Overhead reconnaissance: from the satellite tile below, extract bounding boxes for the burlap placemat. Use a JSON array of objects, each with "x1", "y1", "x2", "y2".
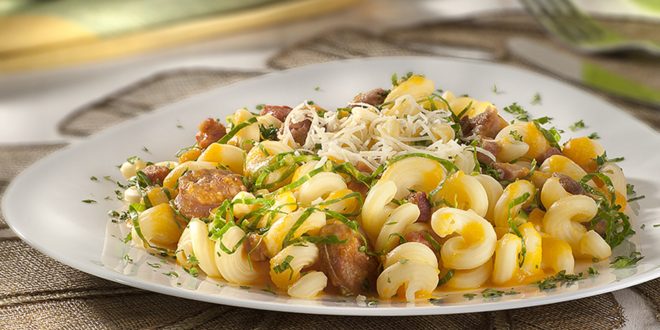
[{"x1": 2, "y1": 12, "x2": 659, "y2": 329}]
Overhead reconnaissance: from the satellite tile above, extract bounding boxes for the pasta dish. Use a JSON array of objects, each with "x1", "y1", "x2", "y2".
[{"x1": 110, "y1": 73, "x2": 639, "y2": 302}]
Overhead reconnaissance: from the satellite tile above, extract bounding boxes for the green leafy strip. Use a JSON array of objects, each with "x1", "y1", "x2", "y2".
[
  {"x1": 506, "y1": 192, "x2": 531, "y2": 267},
  {"x1": 580, "y1": 173, "x2": 634, "y2": 248},
  {"x1": 537, "y1": 270, "x2": 584, "y2": 290},
  {"x1": 218, "y1": 117, "x2": 258, "y2": 144}
]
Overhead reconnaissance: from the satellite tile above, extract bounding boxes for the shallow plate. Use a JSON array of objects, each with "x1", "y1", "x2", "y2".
[{"x1": 4, "y1": 57, "x2": 660, "y2": 316}]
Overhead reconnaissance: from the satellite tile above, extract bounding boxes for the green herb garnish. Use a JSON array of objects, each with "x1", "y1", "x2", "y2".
[
  {"x1": 537, "y1": 270, "x2": 584, "y2": 290},
  {"x1": 82, "y1": 199, "x2": 97, "y2": 204},
  {"x1": 610, "y1": 252, "x2": 643, "y2": 269},
  {"x1": 569, "y1": 120, "x2": 586, "y2": 131},
  {"x1": 503, "y1": 102, "x2": 529, "y2": 121},
  {"x1": 463, "y1": 293, "x2": 477, "y2": 300}
]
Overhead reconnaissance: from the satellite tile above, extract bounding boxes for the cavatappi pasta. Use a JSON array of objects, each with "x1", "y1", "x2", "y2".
[{"x1": 111, "y1": 73, "x2": 640, "y2": 303}]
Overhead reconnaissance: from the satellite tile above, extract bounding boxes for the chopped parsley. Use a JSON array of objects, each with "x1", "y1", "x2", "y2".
[
  {"x1": 146, "y1": 262, "x2": 161, "y2": 269},
  {"x1": 273, "y1": 255, "x2": 294, "y2": 275},
  {"x1": 437, "y1": 270, "x2": 454, "y2": 286},
  {"x1": 122, "y1": 232, "x2": 132, "y2": 243},
  {"x1": 610, "y1": 252, "x2": 643, "y2": 269},
  {"x1": 509, "y1": 130, "x2": 523, "y2": 142},
  {"x1": 301, "y1": 235, "x2": 347, "y2": 245},
  {"x1": 594, "y1": 152, "x2": 625, "y2": 167},
  {"x1": 506, "y1": 192, "x2": 531, "y2": 265},
  {"x1": 314, "y1": 86, "x2": 321, "y2": 91},
  {"x1": 82, "y1": 199, "x2": 97, "y2": 204},
  {"x1": 503, "y1": 102, "x2": 529, "y2": 121},
  {"x1": 391, "y1": 72, "x2": 413, "y2": 87},
  {"x1": 533, "y1": 118, "x2": 562, "y2": 149},
  {"x1": 259, "y1": 124, "x2": 279, "y2": 141},
  {"x1": 142, "y1": 146, "x2": 150, "y2": 153},
  {"x1": 588, "y1": 132, "x2": 600, "y2": 140},
  {"x1": 492, "y1": 84, "x2": 504, "y2": 94},
  {"x1": 123, "y1": 254, "x2": 133, "y2": 263},
  {"x1": 569, "y1": 120, "x2": 586, "y2": 131},
  {"x1": 463, "y1": 293, "x2": 477, "y2": 300},
  {"x1": 537, "y1": 270, "x2": 584, "y2": 290},
  {"x1": 531, "y1": 92, "x2": 542, "y2": 105},
  {"x1": 429, "y1": 298, "x2": 444, "y2": 305},
  {"x1": 481, "y1": 288, "x2": 507, "y2": 298},
  {"x1": 163, "y1": 271, "x2": 179, "y2": 278},
  {"x1": 588, "y1": 267, "x2": 599, "y2": 276},
  {"x1": 90, "y1": 176, "x2": 99, "y2": 182}
]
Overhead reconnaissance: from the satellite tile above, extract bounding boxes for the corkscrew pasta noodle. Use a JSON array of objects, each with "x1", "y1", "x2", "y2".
[{"x1": 111, "y1": 73, "x2": 638, "y2": 302}]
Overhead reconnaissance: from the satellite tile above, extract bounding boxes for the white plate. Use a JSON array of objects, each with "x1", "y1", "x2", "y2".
[{"x1": 3, "y1": 57, "x2": 660, "y2": 316}]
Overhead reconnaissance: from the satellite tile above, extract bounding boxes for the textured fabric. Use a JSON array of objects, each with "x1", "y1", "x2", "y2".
[{"x1": 1, "y1": 12, "x2": 659, "y2": 329}]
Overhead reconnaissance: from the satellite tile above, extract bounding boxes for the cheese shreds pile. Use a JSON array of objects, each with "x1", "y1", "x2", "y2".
[{"x1": 278, "y1": 98, "x2": 473, "y2": 171}]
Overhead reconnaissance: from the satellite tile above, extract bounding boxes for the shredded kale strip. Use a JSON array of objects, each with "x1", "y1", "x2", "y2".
[
  {"x1": 506, "y1": 192, "x2": 531, "y2": 267},
  {"x1": 129, "y1": 203, "x2": 175, "y2": 256},
  {"x1": 218, "y1": 117, "x2": 258, "y2": 144},
  {"x1": 580, "y1": 173, "x2": 634, "y2": 248}
]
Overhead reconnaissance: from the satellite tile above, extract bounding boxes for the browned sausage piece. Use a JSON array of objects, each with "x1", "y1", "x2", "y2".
[
  {"x1": 407, "y1": 192, "x2": 432, "y2": 223},
  {"x1": 289, "y1": 119, "x2": 312, "y2": 145},
  {"x1": 553, "y1": 173, "x2": 585, "y2": 195},
  {"x1": 318, "y1": 222, "x2": 376, "y2": 296},
  {"x1": 243, "y1": 233, "x2": 269, "y2": 262},
  {"x1": 460, "y1": 107, "x2": 507, "y2": 138},
  {"x1": 404, "y1": 231, "x2": 437, "y2": 252},
  {"x1": 352, "y1": 88, "x2": 389, "y2": 106},
  {"x1": 260, "y1": 105, "x2": 292, "y2": 122},
  {"x1": 141, "y1": 165, "x2": 171, "y2": 186},
  {"x1": 195, "y1": 118, "x2": 227, "y2": 149},
  {"x1": 492, "y1": 162, "x2": 530, "y2": 181},
  {"x1": 174, "y1": 169, "x2": 246, "y2": 218},
  {"x1": 538, "y1": 147, "x2": 562, "y2": 163},
  {"x1": 347, "y1": 180, "x2": 369, "y2": 200},
  {"x1": 478, "y1": 139, "x2": 500, "y2": 165},
  {"x1": 592, "y1": 219, "x2": 607, "y2": 237}
]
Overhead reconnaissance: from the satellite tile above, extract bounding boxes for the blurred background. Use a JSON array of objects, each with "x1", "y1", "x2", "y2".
[{"x1": 0, "y1": 0, "x2": 658, "y2": 145}]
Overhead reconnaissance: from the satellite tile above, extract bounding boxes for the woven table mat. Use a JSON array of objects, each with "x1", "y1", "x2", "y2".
[{"x1": 2, "y1": 12, "x2": 659, "y2": 329}]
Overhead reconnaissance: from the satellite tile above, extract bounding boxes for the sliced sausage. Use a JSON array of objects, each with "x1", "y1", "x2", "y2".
[
  {"x1": 554, "y1": 173, "x2": 585, "y2": 195},
  {"x1": 141, "y1": 165, "x2": 171, "y2": 186},
  {"x1": 260, "y1": 105, "x2": 292, "y2": 122},
  {"x1": 492, "y1": 162, "x2": 530, "y2": 181},
  {"x1": 460, "y1": 107, "x2": 507, "y2": 138},
  {"x1": 174, "y1": 169, "x2": 246, "y2": 218},
  {"x1": 355, "y1": 161, "x2": 373, "y2": 174},
  {"x1": 318, "y1": 222, "x2": 376, "y2": 296},
  {"x1": 352, "y1": 88, "x2": 389, "y2": 106},
  {"x1": 244, "y1": 233, "x2": 269, "y2": 262},
  {"x1": 404, "y1": 231, "x2": 437, "y2": 252},
  {"x1": 195, "y1": 118, "x2": 227, "y2": 149},
  {"x1": 593, "y1": 219, "x2": 607, "y2": 237},
  {"x1": 289, "y1": 119, "x2": 312, "y2": 145},
  {"x1": 478, "y1": 139, "x2": 500, "y2": 165},
  {"x1": 347, "y1": 180, "x2": 369, "y2": 200},
  {"x1": 538, "y1": 147, "x2": 562, "y2": 163},
  {"x1": 407, "y1": 192, "x2": 432, "y2": 223}
]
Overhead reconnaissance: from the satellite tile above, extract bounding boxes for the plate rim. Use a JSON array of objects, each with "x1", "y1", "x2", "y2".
[{"x1": 3, "y1": 56, "x2": 660, "y2": 316}]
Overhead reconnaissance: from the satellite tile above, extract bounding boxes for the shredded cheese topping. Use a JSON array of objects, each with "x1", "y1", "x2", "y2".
[{"x1": 279, "y1": 101, "x2": 470, "y2": 171}]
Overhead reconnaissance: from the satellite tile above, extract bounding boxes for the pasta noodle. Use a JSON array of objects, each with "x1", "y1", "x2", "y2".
[{"x1": 111, "y1": 72, "x2": 638, "y2": 302}]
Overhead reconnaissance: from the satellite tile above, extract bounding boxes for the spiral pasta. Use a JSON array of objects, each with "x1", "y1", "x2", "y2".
[
  {"x1": 377, "y1": 242, "x2": 439, "y2": 302},
  {"x1": 433, "y1": 171, "x2": 488, "y2": 217},
  {"x1": 114, "y1": 73, "x2": 637, "y2": 302},
  {"x1": 431, "y1": 208, "x2": 497, "y2": 270},
  {"x1": 270, "y1": 243, "x2": 319, "y2": 290}
]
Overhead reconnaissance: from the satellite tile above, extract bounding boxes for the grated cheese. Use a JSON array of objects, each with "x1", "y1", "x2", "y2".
[{"x1": 278, "y1": 98, "x2": 472, "y2": 170}]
